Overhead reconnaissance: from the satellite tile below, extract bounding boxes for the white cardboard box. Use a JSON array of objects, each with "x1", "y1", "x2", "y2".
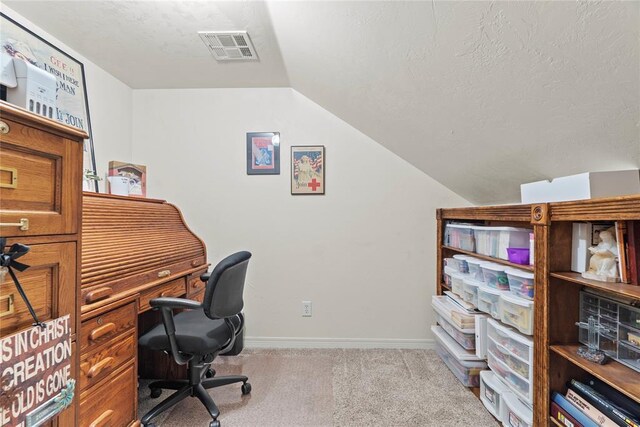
[{"x1": 521, "y1": 170, "x2": 640, "y2": 204}]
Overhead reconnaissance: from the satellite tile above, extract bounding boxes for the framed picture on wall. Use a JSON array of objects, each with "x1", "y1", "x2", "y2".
[
  {"x1": 0, "y1": 12, "x2": 97, "y2": 190},
  {"x1": 291, "y1": 145, "x2": 324, "y2": 195},
  {"x1": 246, "y1": 132, "x2": 280, "y2": 175}
]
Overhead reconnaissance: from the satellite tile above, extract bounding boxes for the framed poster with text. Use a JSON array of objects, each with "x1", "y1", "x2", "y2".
[
  {"x1": 291, "y1": 145, "x2": 324, "y2": 195},
  {"x1": 0, "y1": 12, "x2": 97, "y2": 190}
]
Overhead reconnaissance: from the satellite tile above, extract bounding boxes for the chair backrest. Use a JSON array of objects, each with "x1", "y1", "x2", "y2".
[{"x1": 203, "y1": 251, "x2": 251, "y2": 319}]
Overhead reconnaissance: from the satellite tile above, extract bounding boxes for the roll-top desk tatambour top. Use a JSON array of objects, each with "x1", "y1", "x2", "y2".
[
  {"x1": 79, "y1": 193, "x2": 209, "y2": 427},
  {"x1": 0, "y1": 101, "x2": 86, "y2": 426}
]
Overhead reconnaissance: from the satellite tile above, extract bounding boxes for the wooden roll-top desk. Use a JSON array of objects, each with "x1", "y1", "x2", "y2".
[{"x1": 79, "y1": 193, "x2": 209, "y2": 427}]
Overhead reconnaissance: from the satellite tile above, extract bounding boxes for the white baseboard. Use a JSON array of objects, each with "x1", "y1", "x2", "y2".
[{"x1": 245, "y1": 336, "x2": 435, "y2": 349}]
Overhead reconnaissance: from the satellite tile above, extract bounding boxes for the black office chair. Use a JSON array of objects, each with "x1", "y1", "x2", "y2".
[{"x1": 139, "y1": 251, "x2": 252, "y2": 427}]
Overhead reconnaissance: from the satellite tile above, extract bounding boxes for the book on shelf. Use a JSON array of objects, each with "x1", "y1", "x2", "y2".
[
  {"x1": 569, "y1": 380, "x2": 640, "y2": 427},
  {"x1": 551, "y1": 401, "x2": 585, "y2": 427},
  {"x1": 615, "y1": 222, "x2": 629, "y2": 283},
  {"x1": 627, "y1": 221, "x2": 640, "y2": 285},
  {"x1": 586, "y1": 377, "x2": 640, "y2": 420},
  {"x1": 552, "y1": 392, "x2": 598, "y2": 427},
  {"x1": 565, "y1": 388, "x2": 617, "y2": 427}
]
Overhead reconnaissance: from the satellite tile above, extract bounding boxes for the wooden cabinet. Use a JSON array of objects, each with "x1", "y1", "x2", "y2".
[{"x1": 0, "y1": 101, "x2": 86, "y2": 426}]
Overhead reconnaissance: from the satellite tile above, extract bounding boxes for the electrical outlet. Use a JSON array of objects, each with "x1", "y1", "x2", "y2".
[{"x1": 302, "y1": 301, "x2": 312, "y2": 317}]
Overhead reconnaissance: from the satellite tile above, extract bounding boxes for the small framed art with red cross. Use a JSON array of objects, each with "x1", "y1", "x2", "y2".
[{"x1": 291, "y1": 145, "x2": 325, "y2": 195}]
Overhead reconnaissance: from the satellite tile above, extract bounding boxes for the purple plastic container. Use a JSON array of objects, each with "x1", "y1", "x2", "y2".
[{"x1": 507, "y1": 248, "x2": 530, "y2": 265}]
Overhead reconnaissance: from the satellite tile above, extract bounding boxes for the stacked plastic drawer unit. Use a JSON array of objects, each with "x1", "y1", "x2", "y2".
[
  {"x1": 431, "y1": 296, "x2": 487, "y2": 387},
  {"x1": 484, "y1": 318, "x2": 534, "y2": 426}
]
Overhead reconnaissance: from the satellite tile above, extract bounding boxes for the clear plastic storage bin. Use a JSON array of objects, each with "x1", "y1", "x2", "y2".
[
  {"x1": 487, "y1": 349, "x2": 532, "y2": 405},
  {"x1": 443, "y1": 266, "x2": 456, "y2": 288},
  {"x1": 462, "y1": 277, "x2": 482, "y2": 307},
  {"x1": 499, "y1": 294, "x2": 534, "y2": 336},
  {"x1": 487, "y1": 319, "x2": 534, "y2": 404},
  {"x1": 451, "y1": 272, "x2": 468, "y2": 297},
  {"x1": 478, "y1": 285, "x2": 507, "y2": 319},
  {"x1": 501, "y1": 393, "x2": 533, "y2": 427},
  {"x1": 466, "y1": 257, "x2": 485, "y2": 282},
  {"x1": 473, "y1": 226, "x2": 532, "y2": 260},
  {"x1": 480, "y1": 263, "x2": 510, "y2": 291},
  {"x1": 487, "y1": 318, "x2": 533, "y2": 363},
  {"x1": 480, "y1": 370, "x2": 510, "y2": 421},
  {"x1": 453, "y1": 254, "x2": 471, "y2": 273},
  {"x1": 444, "y1": 223, "x2": 475, "y2": 251},
  {"x1": 505, "y1": 268, "x2": 535, "y2": 300},
  {"x1": 432, "y1": 325, "x2": 487, "y2": 387},
  {"x1": 432, "y1": 296, "x2": 476, "y2": 349}
]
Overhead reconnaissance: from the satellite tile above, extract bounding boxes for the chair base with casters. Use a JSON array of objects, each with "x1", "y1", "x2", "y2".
[
  {"x1": 138, "y1": 251, "x2": 253, "y2": 427},
  {"x1": 141, "y1": 356, "x2": 251, "y2": 427}
]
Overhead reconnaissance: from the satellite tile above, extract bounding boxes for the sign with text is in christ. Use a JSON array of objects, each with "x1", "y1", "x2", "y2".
[{"x1": 0, "y1": 315, "x2": 74, "y2": 427}]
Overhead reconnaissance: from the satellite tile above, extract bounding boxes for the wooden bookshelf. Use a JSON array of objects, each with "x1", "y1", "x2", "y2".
[
  {"x1": 436, "y1": 195, "x2": 640, "y2": 427},
  {"x1": 550, "y1": 344, "x2": 640, "y2": 403},
  {"x1": 550, "y1": 271, "x2": 640, "y2": 300},
  {"x1": 442, "y1": 246, "x2": 534, "y2": 272}
]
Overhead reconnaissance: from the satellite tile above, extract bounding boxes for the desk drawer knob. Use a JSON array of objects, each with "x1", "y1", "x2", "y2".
[
  {"x1": 158, "y1": 270, "x2": 171, "y2": 278},
  {"x1": 89, "y1": 322, "x2": 116, "y2": 341},
  {"x1": 0, "y1": 121, "x2": 9, "y2": 134},
  {"x1": 89, "y1": 409, "x2": 114, "y2": 427},
  {"x1": 87, "y1": 356, "x2": 115, "y2": 378}
]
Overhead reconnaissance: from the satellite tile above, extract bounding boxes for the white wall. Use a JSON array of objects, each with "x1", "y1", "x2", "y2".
[
  {"x1": 1, "y1": 5, "x2": 133, "y2": 183},
  {"x1": 132, "y1": 88, "x2": 469, "y2": 346}
]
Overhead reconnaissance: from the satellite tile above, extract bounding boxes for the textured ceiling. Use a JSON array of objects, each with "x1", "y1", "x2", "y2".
[
  {"x1": 4, "y1": 1, "x2": 639, "y2": 204},
  {"x1": 3, "y1": 1, "x2": 289, "y2": 88}
]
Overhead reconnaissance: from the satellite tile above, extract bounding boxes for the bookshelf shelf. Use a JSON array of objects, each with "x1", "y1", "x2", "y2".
[
  {"x1": 550, "y1": 271, "x2": 640, "y2": 300},
  {"x1": 442, "y1": 246, "x2": 534, "y2": 272},
  {"x1": 550, "y1": 344, "x2": 640, "y2": 404}
]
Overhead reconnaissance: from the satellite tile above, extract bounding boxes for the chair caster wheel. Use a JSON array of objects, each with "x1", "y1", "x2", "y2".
[
  {"x1": 205, "y1": 368, "x2": 216, "y2": 378},
  {"x1": 209, "y1": 420, "x2": 221, "y2": 427},
  {"x1": 241, "y1": 382, "x2": 251, "y2": 395},
  {"x1": 150, "y1": 388, "x2": 162, "y2": 398}
]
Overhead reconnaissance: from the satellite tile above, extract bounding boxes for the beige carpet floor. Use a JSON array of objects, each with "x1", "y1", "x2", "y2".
[{"x1": 138, "y1": 348, "x2": 497, "y2": 426}]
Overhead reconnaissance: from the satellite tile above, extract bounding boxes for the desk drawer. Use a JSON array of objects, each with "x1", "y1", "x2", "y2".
[
  {"x1": 80, "y1": 301, "x2": 136, "y2": 353},
  {"x1": 0, "y1": 117, "x2": 81, "y2": 237},
  {"x1": 187, "y1": 269, "x2": 208, "y2": 297},
  {"x1": 80, "y1": 361, "x2": 136, "y2": 427},
  {"x1": 139, "y1": 278, "x2": 186, "y2": 312},
  {"x1": 79, "y1": 329, "x2": 136, "y2": 391},
  {"x1": 0, "y1": 242, "x2": 76, "y2": 338}
]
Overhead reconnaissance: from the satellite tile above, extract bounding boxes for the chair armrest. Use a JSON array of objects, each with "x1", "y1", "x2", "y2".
[{"x1": 149, "y1": 297, "x2": 202, "y2": 310}]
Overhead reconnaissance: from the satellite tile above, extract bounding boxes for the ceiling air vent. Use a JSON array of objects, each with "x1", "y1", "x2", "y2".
[{"x1": 198, "y1": 31, "x2": 258, "y2": 61}]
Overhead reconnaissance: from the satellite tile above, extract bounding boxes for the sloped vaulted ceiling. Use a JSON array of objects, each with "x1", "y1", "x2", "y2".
[{"x1": 4, "y1": 1, "x2": 639, "y2": 204}]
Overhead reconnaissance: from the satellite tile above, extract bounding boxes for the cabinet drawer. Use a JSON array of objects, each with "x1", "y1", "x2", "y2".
[
  {"x1": 187, "y1": 269, "x2": 208, "y2": 297},
  {"x1": 80, "y1": 362, "x2": 136, "y2": 427},
  {"x1": 0, "y1": 242, "x2": 76, "y2": 338},
  {"x1": 139, "y1": 278, "x2": 186, "y2": 312},
  {"x1": 80, "y1": 302, "x2": 136, "y2": 353},
  {"x1": 79, "y1": 329, "x2": 136, "y2": 391},
  {"x1": 0, "y1": 117, "x2": 82, "y2": 237}
]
